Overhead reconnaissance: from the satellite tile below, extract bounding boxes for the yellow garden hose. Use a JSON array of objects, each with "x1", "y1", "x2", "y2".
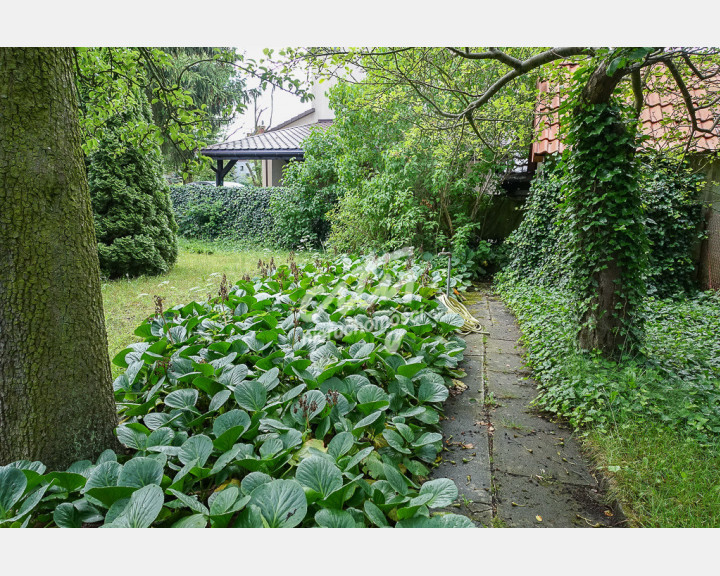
[{"x1": 438, "y1": 292, "x2": 489, "y2": 335}]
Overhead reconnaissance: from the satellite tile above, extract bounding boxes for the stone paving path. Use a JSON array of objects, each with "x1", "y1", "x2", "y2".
[{"x1": 432, "y1": 285, "x2": 624, "y2": 527}]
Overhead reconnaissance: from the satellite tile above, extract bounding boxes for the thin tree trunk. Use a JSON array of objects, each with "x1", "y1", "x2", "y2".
[{"x1": 0, "y1": 48, "x2": 120, "y2": 469}]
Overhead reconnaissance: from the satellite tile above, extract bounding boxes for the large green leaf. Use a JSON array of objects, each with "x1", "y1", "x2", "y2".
[
  {"x1": 210, "y1": 443, "x2": 252, "y2": 475},
  {"x1": 397, "y1": 362, "x2": 426, "y2": 378},
  {"x1": 241, "y1": 471, "x2": 273, "y2": 496},
  {"x1": 412, "y1": 432, "x2": 443, "y2": 448},
  {"x1": 212, "y1": 410, "x2": 251, "y2": 451},
  {"x1": 382, "y1": 462, "x2": 408, "y2": 496},
  {"x1": 257, "y1": 367, "x2": 280, "y2": 391},
  {"x1": 116, "y1": 425, "x2": 149, "y2": 450},
  {"x1": 85, "y1": 486, "x2": 138, "y2": 508},
  {"x1": 419, "y1": 478, "x2": 458, "y2": 508},
  {"x1": 249, "y1": 479, "x2": 307, "y2": 528},
  {"x1": 384, "y1": 328, "x2": 407, "y2": 353},
  {"x1": 234, "y1": 504, "x2": 264, "y2": 528},
  {"x1": 209, "y1": 486, "x2": 250, "y2": 518},
  {"x1": 105, "y1": 484, "x2": 164, "y2": 528},
  {"x1": 327, "y1": 432, "x2": 354, "y2": 460},
  {"x1": 416, "y1": 373, "x2": 449, "y2": 404},
  {"x1": 396, "y1": 513, "x2": 474, "y2": 528},
  {"x1": 53, "y1": 502, "x2": 83, "y2": 528},
  {"x1": 356, "y1": 385, "x2": 390, "y2": 414},
  {"x1": 396, "y1": 493, "x2": 434, "y2": 520},
  {"x1": 117, "y1": 457, "x2": 164, "y2": 488},
  {"x1": 178, "y1": 435, "x2": 213, "y2": 467},
  {"x1": 315, "y1": 508, "x2": 356, "y2": 528},
  {"x1": 213, "y1": 410, "x2": 251, "y2": 437},
  {"x1": 382, "y1": 429, "x2": 411, "y2": 454},
  {"x1": 43, "y1": 471, "x2": 87, "y2": 493},
  {"x1": 147, "y1": 428, "x2": 175, "y2": 450},
  {"x1": 344, "y1": 446, "x2": 374, "y2": 471},
  {"x1": 172, "y1": 513, "x2": 208, "y2": 528},
  {"x1": 168, "y1": 488, "x2": 210, "y2": 515},
  {"x1": 164, "y1": 388, "x2": 199, "y2": 410},
  {"x1": 353, "y1": 411, "x2": 382, "y2": 432},
  {"x1": 363, "y1": 500, "x2": 388, "y2": 527},
  {"x1": 295, "y1": 456, "x2": 343, "y2": 499},
  {"x1": 234, "y1": 379, "x2": 268, "y2": 412},
  {"x1": 84, "y1": 461, "x2": 122, "y2": 492},
  {"x1": 209, "y1": 389, "x2": 232, "y2": 412},
  {"x1": 435, "y1": 312, "x2": 465, "y2": 331}
]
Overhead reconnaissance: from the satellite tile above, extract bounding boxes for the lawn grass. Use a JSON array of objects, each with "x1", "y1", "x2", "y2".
[
  {"x1": 101, "y1": 238, "x2": 299, "y2": 377},
  {"x1": 586, "y1": 424, "x2": 720, "y2": 527}
]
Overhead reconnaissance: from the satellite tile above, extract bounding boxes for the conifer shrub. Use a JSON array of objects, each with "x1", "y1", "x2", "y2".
[{"x1": 88, "y1": 110, "x2": 178, "y2": 279}]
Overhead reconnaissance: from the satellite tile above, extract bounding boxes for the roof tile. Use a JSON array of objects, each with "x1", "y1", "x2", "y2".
[{"x1": 531, "y1": 63, "x2": 720, "y2": 161}]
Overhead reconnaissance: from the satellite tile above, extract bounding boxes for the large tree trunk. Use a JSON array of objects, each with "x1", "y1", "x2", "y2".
[
  {"x1": 0, "y1": 48, "x2": 120, "y2": 468},
  {"x1": 573, "y1": 62, "x2": 643, "y2": 357}
]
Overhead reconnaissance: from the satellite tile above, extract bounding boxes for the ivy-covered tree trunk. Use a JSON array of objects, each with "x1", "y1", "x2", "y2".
[
  {"x1": 568, "y1": 63, "x2": 647, "y2": 357},
  {"x1": 0, "y1": 48, "x2": 120, "y2": 468}
]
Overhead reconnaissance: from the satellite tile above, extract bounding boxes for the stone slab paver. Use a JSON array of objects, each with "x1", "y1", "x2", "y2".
[{"x1": 432, "y1": 286, "x2": 623, "y2": 528}]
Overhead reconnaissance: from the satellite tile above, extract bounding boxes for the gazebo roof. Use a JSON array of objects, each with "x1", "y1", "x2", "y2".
[{"x1": 200, "y1": 120, "x2": 333, "y2": 160}]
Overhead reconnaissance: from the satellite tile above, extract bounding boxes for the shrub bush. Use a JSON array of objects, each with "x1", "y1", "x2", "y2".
[
  {"x1": 89, "y1": 105, "x2": 178, "y2": 279},
  {"x1": 170, "y1": 184, "x2": 276, "y2": 242},
  {"x1": 270, "y1": 130, "x2": 342, "y2": 250}
]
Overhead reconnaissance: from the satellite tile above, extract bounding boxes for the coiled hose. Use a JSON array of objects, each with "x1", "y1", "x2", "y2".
[{"x1": 437, "y1": 292, "x2": 489, "y2": 335}]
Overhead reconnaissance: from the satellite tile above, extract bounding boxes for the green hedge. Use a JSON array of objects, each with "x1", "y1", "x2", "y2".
[{"x1": 170, "y1": 184, "x2": 280, "y2": 242}]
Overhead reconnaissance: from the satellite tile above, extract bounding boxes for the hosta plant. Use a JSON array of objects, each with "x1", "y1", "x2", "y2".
[{"x1": 1, "y1": 249, "x2": 476, "y2": 528}]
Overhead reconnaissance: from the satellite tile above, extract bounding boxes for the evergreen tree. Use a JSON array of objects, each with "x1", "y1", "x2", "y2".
[{"x1": 88, "y1": 94, "x2": 179, "y2": 279}]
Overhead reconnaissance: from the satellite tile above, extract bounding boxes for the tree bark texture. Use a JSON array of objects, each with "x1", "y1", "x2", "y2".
[{"x1": 0, "y1": 48, "x2": 120, "y2": 468}]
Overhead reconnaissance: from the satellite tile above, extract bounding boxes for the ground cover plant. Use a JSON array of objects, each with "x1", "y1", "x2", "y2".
[
  {"x1": 102, "y1": 239, "x2": 290, "y2": 378},
  {"x1": 496, "y1": 281, "x2": 720, "y2": 437},
  {"x1": 0, "y1": 250, "x2": 476, "y2": 528},
  {"x1": 496, "y1": 279, "x2": 720, "y2": 525}
]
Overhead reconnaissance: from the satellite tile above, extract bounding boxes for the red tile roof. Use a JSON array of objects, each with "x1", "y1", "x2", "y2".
[{"x1": 531, "y1": 63, "x2": 720, "y2": 162}]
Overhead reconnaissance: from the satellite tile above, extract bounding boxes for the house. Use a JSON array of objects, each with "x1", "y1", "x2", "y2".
[
  {"x1": 530, "y1": 66, "x2": 720, "y2": 290},
  {"x1": 200, "y1": 79, "x2": 336, "y2": 187}
]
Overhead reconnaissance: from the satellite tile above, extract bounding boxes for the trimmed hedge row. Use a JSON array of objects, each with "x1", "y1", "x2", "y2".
[{"x1": 170, "y1": 184, "x2": 280, "y2": 242}]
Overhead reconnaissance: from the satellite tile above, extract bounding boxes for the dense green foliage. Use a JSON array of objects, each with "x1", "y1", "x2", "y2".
[
  {"x1": 145, "y1": 47, "x2": 248, "y2": 179},
  {"x1": 270, "y1": 129, "x2": 342, "y2": 249},
  {"x1": 280, "y1": 79, "x2": 533, "y2": 259},
  {"x1": 497, "y1": 279, "x2": 720, "y2": 440},
  {"x1": 0, "y1": 251, "x2": 479, "y2": 528},
  {"x1": 562, "y1": 101, "x2": 647, "y2": 350},
  {"x1": 75, "y1": 47, "x2": 308, "y2": 182},
  {"x1": 170, "y1": 184, "x2": 276, "y2": 243},
  {"x1": 642, "y1": 158, "x2": 706, "y2": 296},
  {"x1": 506, "y1": 152, "x2": 706, "y2": 298},
  {"x1": 88, "y1": 98, "x2": 178, "y2": 279}
]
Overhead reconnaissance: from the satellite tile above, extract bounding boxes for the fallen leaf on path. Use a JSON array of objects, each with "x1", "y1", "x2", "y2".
[{"x1": 536, "y1": 515, "x2": 542, "y2": 522}]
